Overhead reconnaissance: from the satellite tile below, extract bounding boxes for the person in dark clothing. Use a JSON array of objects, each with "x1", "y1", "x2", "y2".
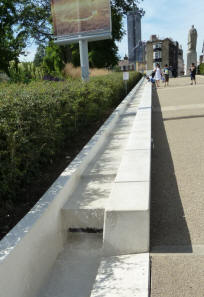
[
  {"x1": 190, "y1": 63, "x2": 196, "y2": 85},
  {"x1": 163, "y1": 64, "x2": 169, "y2": 87}
]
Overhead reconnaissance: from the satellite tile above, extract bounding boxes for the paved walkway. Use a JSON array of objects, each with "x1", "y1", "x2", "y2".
[{"x1": 151, "y1": 76, "x2": 204, "y2": 297}]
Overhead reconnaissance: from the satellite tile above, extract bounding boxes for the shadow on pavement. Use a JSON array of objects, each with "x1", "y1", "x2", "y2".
[{"x1": 151, "y1": 87, "x2": 192, "y2": 253}]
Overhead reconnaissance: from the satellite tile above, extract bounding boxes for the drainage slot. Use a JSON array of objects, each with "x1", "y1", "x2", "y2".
[{"x1": 69, "y1": 228, "x2": 103, "y2": 233}]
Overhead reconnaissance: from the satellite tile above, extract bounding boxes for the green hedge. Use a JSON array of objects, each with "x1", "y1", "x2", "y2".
[{"x1": 0, "y1": 72, "x2": 142, "y2": 202}]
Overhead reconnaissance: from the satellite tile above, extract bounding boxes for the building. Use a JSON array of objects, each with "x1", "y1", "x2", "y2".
[
  {"x1": 146, "y1": 35, "x2": 182, "y2": 76},
  {"x1": 199, "y1": 41, "x2": 204, "y2": 64},
  {"x1": 178, "y1": 46, "x2": 184, "y2": 76},
  {"x1": 118, "y1": 58, "x2": 135, "y2": 71},
  {"x1": 118, "y1": 54, "x2": 146, "y2": 73},
  {"x1": 127, "y1": 7, "x2": 145, "y2": 64}
]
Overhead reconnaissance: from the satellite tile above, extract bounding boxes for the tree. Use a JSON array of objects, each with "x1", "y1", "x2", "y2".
[
  {"x1": 18, "y1": 0, "x2": 51, "y2": 43},
  {"x1": 0, "y1": 0, "x2": 27, "y2": 75},
  {"x1": 42, "y1": 42, "x2": 65, "y2": 76},
  {"x1": 34, "y1": 45, "x2": 46, "y2": 67}
]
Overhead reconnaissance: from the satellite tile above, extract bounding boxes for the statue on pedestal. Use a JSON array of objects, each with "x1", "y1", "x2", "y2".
[
  {"x1": 186, "y1": 25, "x2": 198, "y2": 74},
  {"x1": 188, "y1": 25, "x2": 197, "y2": 51}
]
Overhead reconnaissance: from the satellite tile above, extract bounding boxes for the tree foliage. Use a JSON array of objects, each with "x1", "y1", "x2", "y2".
[
  {"x1": 34, "y1": 45, "x2": 46, "y2": 67},
  {"x1": 42, "y1": 41, "x2": 65, "y2": 76},
  {"x1": 0, "y1": 0, "x2": 27, "y2": 75}
]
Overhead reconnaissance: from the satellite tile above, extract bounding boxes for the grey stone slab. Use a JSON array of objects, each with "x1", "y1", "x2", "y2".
[{"x1": 116, "y1": 150, "x2": 151, "y2": 182}]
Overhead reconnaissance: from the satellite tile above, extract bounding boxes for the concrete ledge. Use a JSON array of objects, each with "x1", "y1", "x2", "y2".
[
  {"x1": 0, "y1": 77, "x2": 144, "y2": 297},
  {"x1": 103, "y1": 82, "x2": 152, "y2": 256},
  {"x1": 90, "y1": 253, "x2": 150, "y2": 297},
  {"x1": 103, "y1": 182, "x2": 150, "y2": 255}
]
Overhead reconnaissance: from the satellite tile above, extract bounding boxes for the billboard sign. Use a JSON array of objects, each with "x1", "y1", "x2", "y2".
[{"x1": 51, "y1": 0, "x2": 112, "y2": 44}]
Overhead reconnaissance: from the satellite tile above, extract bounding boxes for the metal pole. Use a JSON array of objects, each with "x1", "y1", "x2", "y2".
[{"x1": 79, "y1": 39, "x2": 89, "y2": 81}]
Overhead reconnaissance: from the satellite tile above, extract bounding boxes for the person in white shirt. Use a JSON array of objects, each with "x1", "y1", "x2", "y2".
[{"x1": 154, "y1": 63, "x2": 162, "y2": 88}]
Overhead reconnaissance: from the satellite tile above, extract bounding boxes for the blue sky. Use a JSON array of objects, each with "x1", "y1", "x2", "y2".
[
  {"x1": 21, "y1": 0, "x2": 204, "y2": 65},
  {"x1": 117, "y1": 0, "x2": 204, "y2": 65}
]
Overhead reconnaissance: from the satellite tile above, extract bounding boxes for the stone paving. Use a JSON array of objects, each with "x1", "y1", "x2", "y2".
[{"x1": 151, "y1": 76, "x2": 204, "y2": 296}]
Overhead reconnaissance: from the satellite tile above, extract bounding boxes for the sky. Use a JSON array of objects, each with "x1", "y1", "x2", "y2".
[
  {"x1": 117, "y1": 0, "x2": 204, "y2": 66},
  {"x1": 20, "y1": 0, "x2": 204, "y2": 65}
]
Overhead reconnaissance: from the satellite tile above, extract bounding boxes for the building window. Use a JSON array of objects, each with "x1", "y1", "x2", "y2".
[
  {"x1": 153, "y1": 43, "x2": 162, "y2": 50},
  {"x1": 153, "y1": 51, "x2": 162, "y2": 59}
]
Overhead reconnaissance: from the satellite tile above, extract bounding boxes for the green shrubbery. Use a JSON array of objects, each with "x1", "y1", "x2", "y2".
[
  {"x1": 0, "y1": 72, "x2": 142, "y2": 203},
  {"x1": 198, "y1": 63, "x2": 204, "y2": 75},
  {"x1": 8, "y1": 62, "x2": 44, "y2": 83}
]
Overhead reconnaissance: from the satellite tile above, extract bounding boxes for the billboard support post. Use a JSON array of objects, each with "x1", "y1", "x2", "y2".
[{"x1": 79, "y1": 39, "x2": 89, "y2": 81}]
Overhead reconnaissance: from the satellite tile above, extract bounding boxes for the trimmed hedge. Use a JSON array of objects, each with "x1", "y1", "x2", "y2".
[{"x1": 0, "y1": 72, "x2": 142, "y2": 202}]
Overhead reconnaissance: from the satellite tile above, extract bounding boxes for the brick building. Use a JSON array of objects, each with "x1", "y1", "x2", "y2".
[{"x1": 146, "y1": 35, "x2": 183, "y2": 76}]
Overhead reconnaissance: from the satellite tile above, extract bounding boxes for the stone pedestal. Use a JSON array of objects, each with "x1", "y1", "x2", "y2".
[{"x1": 186, "y1": 50, "x2": 197, "y2": 74}]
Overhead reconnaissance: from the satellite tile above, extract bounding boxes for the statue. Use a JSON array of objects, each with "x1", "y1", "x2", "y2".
[
  {"x1": 186, "y1": 25, "x2": 198, "y2": 74},
  {"x1": 188, "y1": 25, "x2": 197, "y2": 51}
]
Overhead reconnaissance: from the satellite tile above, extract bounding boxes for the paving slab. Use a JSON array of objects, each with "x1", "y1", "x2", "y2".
[
  {"x1": 90, "y1": 254, "x2": 150, "y2": 297},
  {"x1": 116, "y1": 150, "x2": 150, "y2": 182},
  {"x1": 151, "y1": 255, "x2": 204, "y2": 297},
  {"x1": 151, "y1": 76, "x2": 204, "y2": 297}
]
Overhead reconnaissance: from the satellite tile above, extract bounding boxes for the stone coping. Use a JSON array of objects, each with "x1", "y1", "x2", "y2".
[{"x1": 103, "y1": 81, "x2": 152, "y2": 255}]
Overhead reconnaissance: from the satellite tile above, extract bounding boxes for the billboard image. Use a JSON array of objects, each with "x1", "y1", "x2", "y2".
[{"x1": 51, "y1": 0, "x2": 111, "y2": 37}]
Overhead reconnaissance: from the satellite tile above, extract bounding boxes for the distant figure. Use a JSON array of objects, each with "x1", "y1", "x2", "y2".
[
  {"x1": 163, "y1": 64, "x2": 169, "y2": 87},
  {"x1": 154, "y1": 63, "x2": 162, "y2": 88},
  {"x1": 189, "y1": 63, "x2": 196, "y2": 85}
]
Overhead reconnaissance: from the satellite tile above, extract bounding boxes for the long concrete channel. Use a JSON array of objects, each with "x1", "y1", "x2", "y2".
[{"x1": 0, "y1": 77, "x2": 152, "y2": 297}]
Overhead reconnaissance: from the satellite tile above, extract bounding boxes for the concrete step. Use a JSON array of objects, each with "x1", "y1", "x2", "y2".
[{"x1": 90, "y1": 253, "x2": 150, "y2": 297}]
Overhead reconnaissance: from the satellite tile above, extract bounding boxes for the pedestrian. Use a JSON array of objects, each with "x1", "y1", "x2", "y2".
[
  {"x1": 154, "y1": 63, "x2": 162, "y2": 88},
  {"x1": 189, "y1": 63, "x2": 196, "y2": 85},
  {"x1": 163, "y1": 64, "x2": 169, "y2": 87}
]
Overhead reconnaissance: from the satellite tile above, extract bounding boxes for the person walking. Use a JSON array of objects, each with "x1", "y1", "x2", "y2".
[
  {"x1": 163, "y1": 64, "x2": 169, "y2": 87},
  {"x1": 154, "y1": 63, "x2": 162, "y2": 88},
  {"x1": 190, "y1": 63, "x2": 196, "y2": 85}
]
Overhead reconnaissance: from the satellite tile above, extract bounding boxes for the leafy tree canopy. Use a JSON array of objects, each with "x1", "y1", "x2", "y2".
[{"x1": 0, "y1": 0, "x2": 27, "y2": 74}]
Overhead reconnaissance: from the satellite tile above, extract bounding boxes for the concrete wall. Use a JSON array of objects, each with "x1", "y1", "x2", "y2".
[
  {"x1": 103, "y1": 81, "x2": 152, "y2": 256},
  {"x1": 0, "y1": 78, "x2": 144, "y2": 297}
]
